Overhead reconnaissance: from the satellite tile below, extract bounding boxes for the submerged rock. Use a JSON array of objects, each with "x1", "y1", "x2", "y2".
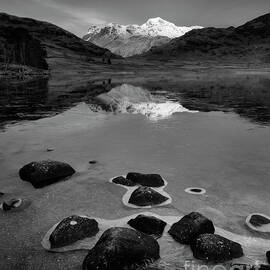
[
  {"x1": 19, "y1": 160, "x2": 76, "y2": 188},
  {"x1": 246, "y1": 213, "x2": 270, "y2": 233},
  {"x1": 168, "y1": 212, "x2": 215, "y2": 244},
  {"x1": 128, "y1": 214, "x2": 167, "y2": 236},
  {"x1": 128, "y1": 186, "x2": 169, "y2": 207},
  {"x1": 82, "y1": 227, "x2": 160, "y2": 270},
  {"x1": 112, "y1": 176, "x2": 137, "y2": 186},
  {"x1": 126, "y1": 172, "x2": 165, "y2": 187},
  {"x1": 0, "y1": 198, "x2": 22, "y2": 211},
  {"x1": 191, "y1": 234, "x2": 243, "y2": 262},
  {"x1": 249, "y1": 214, "x2": 270, "y2": 227},
  {"x1": 49, "y1": 215, "x2": 99, "y2": 249}
]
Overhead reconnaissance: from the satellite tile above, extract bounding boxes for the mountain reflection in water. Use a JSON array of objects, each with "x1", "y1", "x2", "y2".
[{"x1": 0, "y1": 75, "x2": 270, "y2": 129}]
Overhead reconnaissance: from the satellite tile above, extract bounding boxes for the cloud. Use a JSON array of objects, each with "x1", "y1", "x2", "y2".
[{"x1": 32, "y1": 0, "x2": 106, "y2": 35}]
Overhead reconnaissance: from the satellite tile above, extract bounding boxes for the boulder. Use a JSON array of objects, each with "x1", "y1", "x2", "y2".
[
  {"x1": 128, "y1": 214, "x2": 167, "y2": 236},
  {"x1": 128, "y1": 186, "x2": 169, "y2": 207},
  {"x1": 49, "y1": 215, "x2": 99, "y2": 249},
  {"x1": 267, "y1": 251, "x2": 270, "y2": 264},
  {"x1": 126, "y1": 172, "x2": 165, "y2": 187},
  {"x1": 82, "y1": 227, "x2": 160, "y2": 270},
  {"x1": 19, "y1": 160, "x2": 76, "y2": 188},
  {"x1": 191, "y1": 234, "x2": 243, "y2": 262},
  {"x1": 168, "y1": 212, "x2": 215, "y2": 244},
  {"x1": 112, "y1": 176, "x2": 137, "y2": 187}
]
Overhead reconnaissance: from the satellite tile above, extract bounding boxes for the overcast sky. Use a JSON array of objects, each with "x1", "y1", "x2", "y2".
[{"x1": 1, "y1": 0, "x2": 269, "y2": 37}]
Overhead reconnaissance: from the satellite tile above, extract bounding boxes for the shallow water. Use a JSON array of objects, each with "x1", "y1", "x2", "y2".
[{"x1": 0, "y1": 74, "x2": 270, "y2": 269}]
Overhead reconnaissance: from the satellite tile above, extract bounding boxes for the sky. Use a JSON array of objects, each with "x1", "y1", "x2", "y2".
[{"x1": 1, "y1": 0, "x2": 269, "y2": 37}]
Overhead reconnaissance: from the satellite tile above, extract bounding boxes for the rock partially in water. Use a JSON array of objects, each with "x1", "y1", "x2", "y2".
[
  {"x1": 126, "y1": 172, "x2": 165, "y2": 187},
  {"x1": 191, "y1": 234, "x2": 244, "y2": 262},
  {"x1": 19, "y1": 160, "x2": 76, "y2": 188},
  {"x1": 168, "y1": 212, "x2": 215, "y2": 244},
  {"x1": 82, "y1": 227, "x2": 160, "y2": 270},
  {"x1": 246, "y1": 213, "x2": 270, "y2": 233},
  {"x1": 49, "y1": 215, "x2": 99, "y2": 249},
  {"x1": 249, "y1": 214, "x2": 270, "y2": 227},
  {"x1": 112, "y1": 176, "x2": 137, "y2": 187},
  {"x1": 267, "y1": 251, "x2": 270, "y2": 264},
  {"x1": 128, "y1": 214, "x2": 167, "y2": 236},
  {"x1": 0, "y1": 198, "x2": 23, "y2": 211},
  {"x1": 128, "y1": 186, "x2": 169, "y2": 207}
]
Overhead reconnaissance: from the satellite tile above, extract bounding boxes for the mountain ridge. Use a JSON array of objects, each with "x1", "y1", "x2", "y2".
[
  {"x1": 142, "y1": 13, "x2": 270, "y2": 62},
  {"x1": 0, "y1": 12, "x2": 113, "y2": 71},
  {"x1": 83, "y1": 17, "x2": 203, "y2": 57}
]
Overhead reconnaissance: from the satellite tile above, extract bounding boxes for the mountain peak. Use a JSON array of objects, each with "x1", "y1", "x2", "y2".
[{"x1": 145, "y1": 17, "x2": 170, "y2": 25}]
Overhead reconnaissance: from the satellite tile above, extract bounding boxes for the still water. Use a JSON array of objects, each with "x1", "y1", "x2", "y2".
[{"x1": 0, "y1": 75, "x2": 270, "y2": 269}]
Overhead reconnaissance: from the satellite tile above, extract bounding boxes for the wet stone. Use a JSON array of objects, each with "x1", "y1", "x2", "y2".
[
  {"x1": 19, "y1": 160, "x2": 76, "y2": 188},
  {"x1": 49, "y1": 215, "x2": 99, "y2": 249},
  {"x1": 191, "y1": 234, "x2": 244, "y2": 262},
  {"x1": 168, "y1": 212, "x2": 215, "y2": 244},
  {"x1": 112, "y1": 176, "x2": 137, "y2": 186},
  {"x1": 128, "y1": 214, "x2": 167, "y2": 236},
  {"x1": 126, "y1": 172, "x2": 165, "y2": 187},
  {"x1": 82, "y1": 227, "x2": 160, "y2": 270},
  {"x1": 128, "y1": 186, "x2": 169, "y2": 207}
]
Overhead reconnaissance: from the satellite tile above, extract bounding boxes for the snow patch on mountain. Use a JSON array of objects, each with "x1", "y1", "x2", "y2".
[{"x1": 83, "y1": 17, "x2": 203, "y2": 57}]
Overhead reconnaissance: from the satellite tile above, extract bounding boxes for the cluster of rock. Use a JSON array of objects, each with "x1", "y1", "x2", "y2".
[
  {"x1": 169, "y1": 212, "x2": 243, "y2": 262},
  {"x1": 4, "y1": 160, "x2": 269, "y2": 269},
  {"x1": 111, "y1": 172, "x2": 171, "y2": 207},
  {"x1": 42, "y1": 212, "x2": 265, "y2": 269}
]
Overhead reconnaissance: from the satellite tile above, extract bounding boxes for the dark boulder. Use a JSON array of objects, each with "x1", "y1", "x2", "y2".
[
  {"x1": 267, "y1": 251, "x2": 270, "y2": 264},
  {"x1": 126, "y1": 172, "x2": 165, "y2": 187},
  {"x1": 128, "y1": 186, "x2": 169, "y2": 207},
  {"x1": 82, "y1": 227, "x2": 160, "y2": 270},
  {"x1": 112, "y1": 176, "x2": 137, "y2": 187},
  {"x1": 49, "y1": 215, "x2": 99, "y2": 249},
  {"x1": 19, "y1": 160, "x2": 76, "y2": 188},
  {"x1": 168, "y1": 212, "x2": 215, "y2": 244},
  {"x1": 191, "y1": 234, "x2": 243, "y2": 262},
  {"x1": 128, "y1": 214, "x2": 167, "y2": 236}
]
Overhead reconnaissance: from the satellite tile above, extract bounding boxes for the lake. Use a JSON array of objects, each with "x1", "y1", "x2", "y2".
[{"x1": 0, "y1": 73, "x2": 270, "y2": 269}]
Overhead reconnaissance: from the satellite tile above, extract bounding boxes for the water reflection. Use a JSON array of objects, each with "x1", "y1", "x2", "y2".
[
  {"x1": 169, "y1": 76, "x2": 270, "y2": 125},
  {"x1": 0, "y1": 75, "x2": 270, "y2": 129}
]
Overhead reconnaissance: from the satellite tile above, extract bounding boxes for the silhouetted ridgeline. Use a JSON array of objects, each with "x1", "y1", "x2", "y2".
[
  {"x1": 0, "y1": 13, "x2": 113, "y2": 71},
  {"x1": 143, "y1": 13, "x2": 270, "y2": 62}
]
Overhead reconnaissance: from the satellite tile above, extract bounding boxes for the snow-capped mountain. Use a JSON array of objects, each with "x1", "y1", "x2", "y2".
[{"x1": 83, "y1": 18, "x2": 203, "y2": 57}]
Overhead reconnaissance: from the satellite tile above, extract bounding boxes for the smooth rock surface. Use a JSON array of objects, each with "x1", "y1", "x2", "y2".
[
  {"x1": 49, "y1": 215, "x2": 99, "y2": 249},
  {"x1": 19, "y1": 160, "x2": 76, "y2": 188},
  {"x1": 168, "y1": 212, "x2": 215, "y2": 244},
  {"x1": 128, "y1": 186, "x2": 169, "y2": 206},
  {"x1": 128, "y1": 214, "x2": 167, "y2": 236},
  {"x1": 191, "y1": 234, "x2": 244, "y2": 262},
  {"x1": 82, "y1": 227, "x2": 160, "y2": 270}
]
